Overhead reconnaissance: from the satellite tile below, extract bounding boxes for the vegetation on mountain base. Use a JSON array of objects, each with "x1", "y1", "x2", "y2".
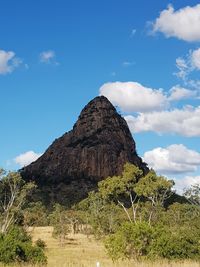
[{"x1": 1, "y1": 163, "x2": 200, "y2": 264}]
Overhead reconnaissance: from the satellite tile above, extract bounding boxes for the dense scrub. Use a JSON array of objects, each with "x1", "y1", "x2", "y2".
[{"x1": 0, "y1": 226, "x2": 47, "y2": 264}]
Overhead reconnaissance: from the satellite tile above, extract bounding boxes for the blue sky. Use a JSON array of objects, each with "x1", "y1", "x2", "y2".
[{"x1": 1, "y1": 0, "x2": 200, "y2": 192}]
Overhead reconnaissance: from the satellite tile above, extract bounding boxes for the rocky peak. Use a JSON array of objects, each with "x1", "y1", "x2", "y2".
[
  {"x1": 73, "y1": 96, "x2": 124, "y2": 135},
  {"x1": 21, "y1": 96, "x2": 148, "y2": 205}
]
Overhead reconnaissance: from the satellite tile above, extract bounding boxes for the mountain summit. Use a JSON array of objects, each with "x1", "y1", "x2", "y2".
[{"x1": 21, "y1": 96, "x2": 148, "y2": 204}]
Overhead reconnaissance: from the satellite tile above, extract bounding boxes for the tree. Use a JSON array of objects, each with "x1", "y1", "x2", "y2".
[
  {"x1": 49, "y1": 204, "x2": 70, "y2": 246},
  {"x1": 134, "y1": 170, "x2": 174, "y2": 224},
  {"x1": 0, "y1": 169, "x2": 36, "y2": 234},
  {"x1": 77, "y1": 187, "x2": 127, "y2": 237},
  {"x1": 184, "y1": 184, "x2": 200, "y2": 205},
  {"x1": 23, "y1": 201, "x2": 48, "y2": 227},
  {"x1": 98, "y1": 163, "x2": 143, "y2": 223}
]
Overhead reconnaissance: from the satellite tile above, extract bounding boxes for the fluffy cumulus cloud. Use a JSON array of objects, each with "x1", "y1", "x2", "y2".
[
  {"x1": 143, "y1": 144, "x2": 200, "y2": 174},
  {"x1": 14, "y1": 151, "x2": 42, "y2": 167},
  {"x1": 0, "y1": 49, "x2": 22, "y2": 74},
  {"x1": 99, "y1": 82, "x2": 168, "y2": 112},
  {"x1": 125, "y1": 106, "x2": 200, "y2": 137},
  {"x1": 152, "y1": 4, "x2": 200, "y2": 42},
  {"x1": 39, "y1": 50, "x2": 58, "y2": 64},
  {"x1": 174, "y1": 176, "x2": 200, "y2": 194}
]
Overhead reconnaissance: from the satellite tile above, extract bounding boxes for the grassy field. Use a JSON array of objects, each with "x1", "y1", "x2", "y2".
[
  {"x1": 1, "y1": 226, "x2": 200, "y2": 267},
  {"x1": 31, "y1": 226, "x2": 200, "y2": 267}
]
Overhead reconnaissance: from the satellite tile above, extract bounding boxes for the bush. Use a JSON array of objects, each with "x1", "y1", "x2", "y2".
[
  {"x1": 151, "y1": 227, "x2": 200, "y2": 260},
  {"x1": 105, "y1": 222, "x2": 200, "y2": 261},
  {"x1": 35, "y1": 238, "x2": 47, "y2": 249},
  {"x1": 105, "y1": 222, "x2": 153, "y2": 260},
  {"x1": 0, "y1": 226, "x2": 47, "y2": 264}
]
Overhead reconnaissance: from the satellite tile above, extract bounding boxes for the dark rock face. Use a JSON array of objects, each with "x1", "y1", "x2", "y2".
[{"x1": 21, "y1": 96, "x2": 148, "y2": 205}]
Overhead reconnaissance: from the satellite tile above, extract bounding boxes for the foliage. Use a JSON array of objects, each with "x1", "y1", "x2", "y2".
[
  {"x1": 0, "y1": 226, "x2": 47, "y2": 264},
  {"x1": 0, "y1": 169, "x2": 36, "y2": 234},
  {"x1": 98, "y1": 163, "x2": 143, "y2": 201},
  {"x1": 105, "y1": 222, "x2": 153, "y2": 261},
  {"x1": 80, "y1": 164, "x2": 174, "y2": 230},
  {"x1": 49, "y1": 204, "x2": 70, "y2": 246},
  {"x1": 76, "y1": 163, "x2": 200, "y2": 261},
  {"x1": 134, "y1": 170, "x2": 174, "y2": 207},
  {"x1": 23, "y1": 201, "x2": 48, "y2": 227},
  {"x1": 105, "y1": 222, "x2": 200, "y2": 261},
  {"x1": 98, "y1": 163, "x2": 143, "y2": 224},
  {"x1": 184, "y1": 184, "x2": 200, "y2": 205},
  {"x1": 151, "y1": 227, "x2": 200, "y2": 260},
  {"x1": 77, "y1": 191, "x2": 125, "y2": 237}
]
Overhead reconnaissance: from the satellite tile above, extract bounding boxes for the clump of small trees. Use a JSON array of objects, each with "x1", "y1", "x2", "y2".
[{"x1": 77, "y1": 163, "x2": 200, "y2": 261}]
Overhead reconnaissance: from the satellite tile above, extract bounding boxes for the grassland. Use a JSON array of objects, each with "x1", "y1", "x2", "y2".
[{"x1": 1, "y1": 226, "x2": 200, "y2": 267}]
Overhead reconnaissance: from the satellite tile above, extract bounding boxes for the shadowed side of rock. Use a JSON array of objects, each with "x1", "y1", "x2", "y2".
[{"x1": 21, "y1": 96, "x2": 148, "y2": 205}]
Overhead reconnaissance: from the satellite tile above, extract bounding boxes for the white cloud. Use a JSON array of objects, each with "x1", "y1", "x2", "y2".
[
  {"x1": 14, "y1": 151, "x2": 42, "y2": 167},
  {"x1": 40, "y1": 50, "x2": 58, "y2": 64},
  {"x1": 174, "y1": 176, "x2": 200, "y2": 194},
  {"x1": 175, "y1": 57, "x2": 189, "y2": 80},
  {"x1": 175, "y1": 48, "x2": 200, "y2": 92},
  {"x1": 175, "y1": 48, "x2": 200, "y2": 77},
  {"x1": 125, "y1": 106, "x2": 200, "y2": 137},
  {"x1": 143, "y1": 144, "x2": 200, "y2": 174},
  {"x1": 0, "y1": 49, "x2": 22, "y2": 74},
  {"x1": 152, "y1": 4, "x2": 200, "y2": 42},
  {"x1": 168, "y1": 85, "x2": 196, "y2": 101},
  {"x1": 99, "y1": 81, "x2": 168, "y2": 112},
  {"x1": 191, "y1": 48, "x2": 200, "y2": 69}
]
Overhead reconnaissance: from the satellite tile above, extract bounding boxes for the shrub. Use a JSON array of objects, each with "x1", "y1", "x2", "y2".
[
  {"x1": 105, "y1": 222, "x2": 153, "y2": 261},
  {"x1": 151, "y1": 227, "x2": 200, "y2": 260},
  {"x1": 35, "y1": 238, "x2": 47, "y2": 249},
  {"x1": 0, "y1": 226, "x2": 47, "y2": 264},
  {"x1": 105, "y1": 222, "x2": 200, "y2": 261}
]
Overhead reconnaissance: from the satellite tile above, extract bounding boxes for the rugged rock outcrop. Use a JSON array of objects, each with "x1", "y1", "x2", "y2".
[{"x1": 21, "y1": 96, "x2": 148, "y2": 205}]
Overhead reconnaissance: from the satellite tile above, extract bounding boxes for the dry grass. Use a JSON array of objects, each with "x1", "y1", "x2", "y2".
[
  {"x1": 1, "y1": 226, "x2": 200, "y2": 267},
  {"x1": 30, "y1": 227, "x2": 200, "y2": 267}
]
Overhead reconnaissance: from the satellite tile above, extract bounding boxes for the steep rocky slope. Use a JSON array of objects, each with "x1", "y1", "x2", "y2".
[{"x1": 21, "y1": 96, "x2": 148, "y2": 205}]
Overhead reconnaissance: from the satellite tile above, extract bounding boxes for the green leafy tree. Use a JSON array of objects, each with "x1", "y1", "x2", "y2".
[
  {"x1": 0, "y1": 169, "x2": 36, "y2": 234},
  {"x1": 49, "y1": 204, "x2": 70, "y2": 246},
  {"x1": 98, "y1": 163, "x2": 143, "y2": 223},
  {"x1": 135, "y1": 170, "x2": 174, "y2": 224},
  {"x1": 23, "y1": 201, "x2": 48, "y2": 227},
  {"x1": 77, "y1": 191, "x2": 125, "y2": 237}
]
